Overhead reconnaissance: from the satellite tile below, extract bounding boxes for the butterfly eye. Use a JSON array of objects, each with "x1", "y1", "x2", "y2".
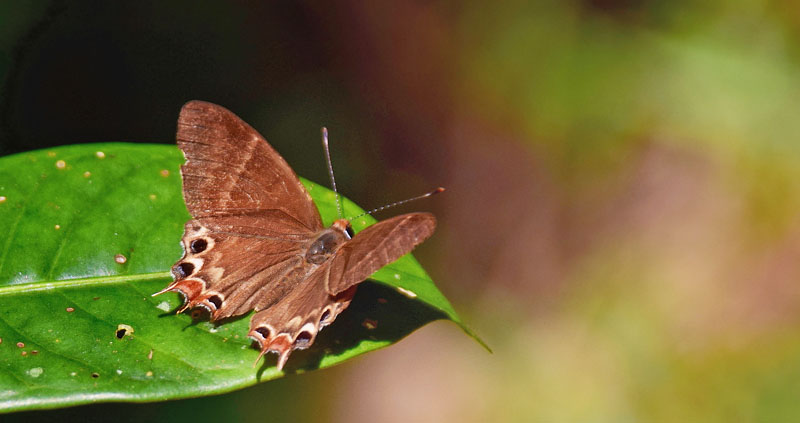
[
  {"x1": 255, "y1": 327, "x2": 271, "y2": 340},
  {"x1": 319, "y1": 309, "x2": 331, "y2": 325},
  {"x1": 345, "y1": 225, "x2": 354, "y2": 239},
  {"x1": 190, "y1": 239, "x2": 208, "y2": 254},
  {"x1": 207, "y1": 295, "x2": 222, "y2": 310},
  {"x1": 173, "y1": 262, "x2": 195, "y2": 279},
  {"x1": 294, "y1": 331, "x2": 313, "y2": 349}
]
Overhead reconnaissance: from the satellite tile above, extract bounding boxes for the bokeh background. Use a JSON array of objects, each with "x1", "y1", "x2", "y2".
[{"x1": 3, "y1": 1, "x2": 800, "y2": 421}]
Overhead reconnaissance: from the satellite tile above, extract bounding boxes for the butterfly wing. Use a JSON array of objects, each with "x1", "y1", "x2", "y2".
[
  {"x1": 239, "y1": 213, "x2": 436, "y2": 370},
  {"x1": 157, "y1": 101, "x2": 323, "y2": 319},
  {"x1": 158, "y1": 217, "x2": 316, "y2": 320},
  {"x1": 159, "y1": 101, "x2": 438, "y2": 370},
  {"x1": 247, "y1": 262, "x2": 357, "y2": 370},
  {"x1": 177, "y1": 100, "x2": 322, "y2": 232},
  {"x1": 325, "y1": 212, "x2": 437, "y2": 295}
]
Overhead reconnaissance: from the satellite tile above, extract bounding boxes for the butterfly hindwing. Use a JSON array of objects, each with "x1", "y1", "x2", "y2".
[
  {"x1": 247, "y1": 261, "x2": 357, "y2": 370},
  {"x1": 161, "y1": 218, "x2": 311, "y2": 320}
]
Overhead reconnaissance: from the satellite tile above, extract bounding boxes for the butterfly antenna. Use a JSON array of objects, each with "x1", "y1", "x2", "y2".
[
  {"x1": 321, "y1": 127, "x2": 343, "y2": 219},
  {"x1": 350, "y1": 187, "x2": 445, "y2": 220}
]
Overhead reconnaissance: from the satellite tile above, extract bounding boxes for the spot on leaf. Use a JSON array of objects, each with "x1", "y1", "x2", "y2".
[
  {"x1": 116, "y1": 324, "x2": 134, "y2": 339},
  {"x1": 396, "y1": 287, "x2": 417, "y2": 298},
  {"x1": 362, "y1": 319, "x2": 378, "y2": 330}
]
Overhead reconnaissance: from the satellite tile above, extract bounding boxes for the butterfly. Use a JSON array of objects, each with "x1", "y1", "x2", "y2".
[{"x1": 154, "y1": 101, "x2": 437, "y2": 370}]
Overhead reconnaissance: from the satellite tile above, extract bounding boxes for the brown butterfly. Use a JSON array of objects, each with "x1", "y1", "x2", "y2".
[{"x1": 154, "y1": 101, "x2": 438, "y2": 370}]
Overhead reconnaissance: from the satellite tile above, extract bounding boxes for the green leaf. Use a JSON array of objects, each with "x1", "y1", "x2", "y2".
[{"x1": 0, "y1": 143, "x2": 483, "y2": 413}]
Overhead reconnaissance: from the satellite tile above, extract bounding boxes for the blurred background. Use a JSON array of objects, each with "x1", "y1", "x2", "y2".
[{"x1": 3, "y1": 1, "x2": 800, "y2": 421}]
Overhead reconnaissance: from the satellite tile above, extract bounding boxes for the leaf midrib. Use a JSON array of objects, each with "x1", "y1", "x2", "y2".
[{"x1": 0, "y1": 272, "x2": 171, "y2": 296}]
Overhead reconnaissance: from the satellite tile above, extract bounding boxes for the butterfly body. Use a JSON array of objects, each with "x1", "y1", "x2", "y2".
[
  {"x1": 305, "y1": 219, "x2": 352, "y2": 265},
  {"x1": 155, "y1": 101, "x2": 436, "y2": 370}
]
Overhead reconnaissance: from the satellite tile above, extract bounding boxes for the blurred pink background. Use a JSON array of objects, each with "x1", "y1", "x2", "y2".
[{"x1": 4, "y1": 1, "x2": 800, "y2": 421}]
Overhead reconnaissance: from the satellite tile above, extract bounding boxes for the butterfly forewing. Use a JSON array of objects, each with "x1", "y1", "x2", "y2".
[
  {"x1": 177, "y1": 100, "x2": 322, "y2": 231},
  {"x1": 325, "y1": 213, "x2": 436, "y2": 295}
]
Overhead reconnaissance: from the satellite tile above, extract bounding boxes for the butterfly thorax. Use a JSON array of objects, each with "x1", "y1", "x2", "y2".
[{"x1": 305, "y1": 219, "x2": 353, "y2": 265}]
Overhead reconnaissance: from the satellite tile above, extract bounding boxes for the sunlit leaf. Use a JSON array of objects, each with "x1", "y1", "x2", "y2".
[{"x1": 0, "y1": 143, "x2": 480, "y2": 412}]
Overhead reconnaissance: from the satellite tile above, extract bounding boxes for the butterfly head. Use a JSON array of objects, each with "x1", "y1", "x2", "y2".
[{"x1": 331, "y1": 218, "x2": 354, "y2": 239}]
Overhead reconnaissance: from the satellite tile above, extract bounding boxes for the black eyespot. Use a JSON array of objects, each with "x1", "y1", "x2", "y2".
[
  {"x1": 320, "y1": 309, "x2": 331, "y2": 324},
  {"x1": 207, "y1": 295, "x2": 222, "y2": 309},
  {"x1": 190, "y1": 238, "x2": 208, "y2": 253},
  {"x1": 173, "y1": 262, "x2": 195, "y2": 278},
  {"x1": 345, "y1": 225, "x2": 354, "y2": 239},
  {"x1": 255, "y1": 327, "x2": 271, "y2": 339},
  {"x1": 294, "y1": 331, "x2": 313, "y2": 349}
]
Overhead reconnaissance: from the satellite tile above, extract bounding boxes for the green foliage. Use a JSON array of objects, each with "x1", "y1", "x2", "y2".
[{"x1": 0, "y1": 143, "x2": 475, "y2": 412}]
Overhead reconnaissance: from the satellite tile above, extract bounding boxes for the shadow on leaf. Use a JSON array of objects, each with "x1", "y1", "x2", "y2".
[{"x1": 274, "y1": 281, "x2": 446, "y2": 374}]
